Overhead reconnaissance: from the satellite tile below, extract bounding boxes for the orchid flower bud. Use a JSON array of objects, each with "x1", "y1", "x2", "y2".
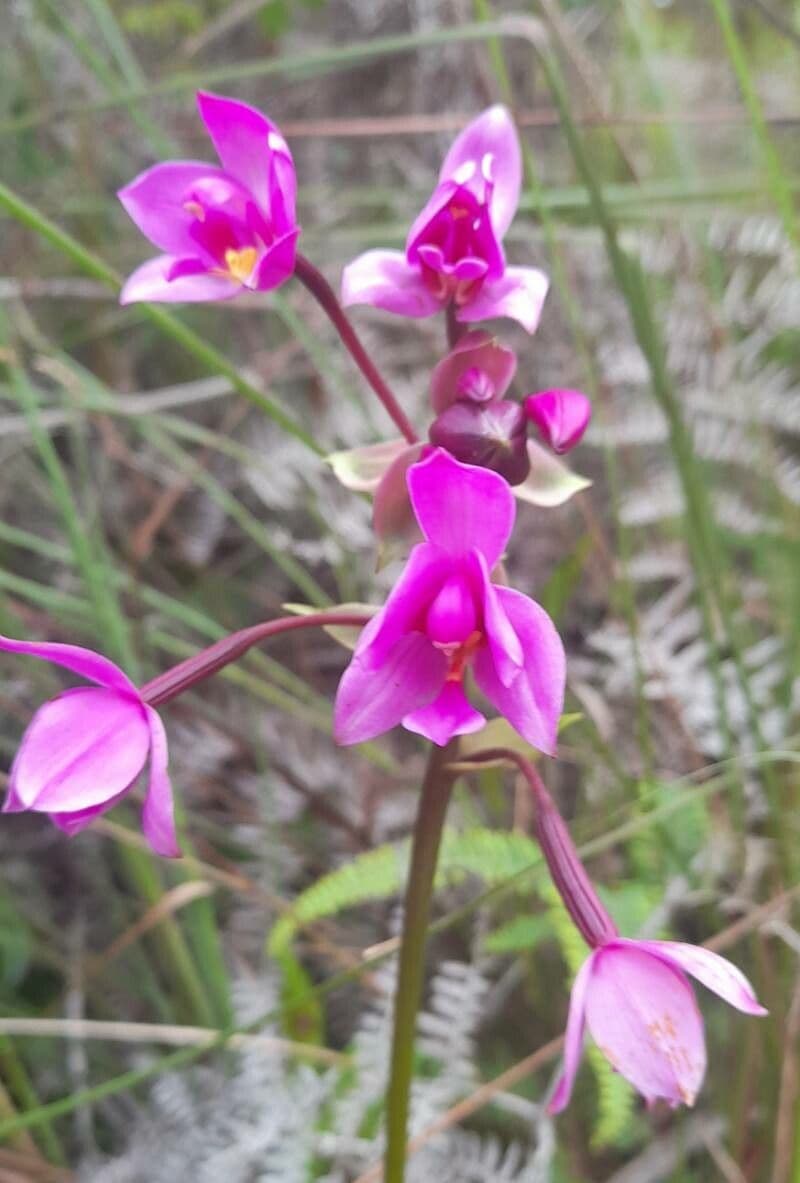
[
  {"x1": 428, "y1": 399, "x2": 530, "y2": 486},
  {"x1": 430, "y1": 330, "x2": 517, "y2": 414},
  {"x1": 524, "y1": 389, "x2": 591, "y2": 454}
]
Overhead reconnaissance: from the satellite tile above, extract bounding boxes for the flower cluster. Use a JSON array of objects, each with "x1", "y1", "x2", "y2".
[{"x1": 0, "y1": 93, "x2": 766, "y2": 1128}]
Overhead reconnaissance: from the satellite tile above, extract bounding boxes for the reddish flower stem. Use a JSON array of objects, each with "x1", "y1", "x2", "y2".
[
  {"x1": 293, "y1": 253, "x2": 419, "y2": 444},
  {"x1": 139, "y1": 611, "x2": 372, "y2": 707},
  {"x1": 454, "y1": 748, "x2": 618, "y2": 949},
  {"x1": 445, "y1": 303, "x2": 467, "y2": 349}
]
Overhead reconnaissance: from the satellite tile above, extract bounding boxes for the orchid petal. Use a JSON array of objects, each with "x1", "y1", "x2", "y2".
[
  {"x1": 473, "y1": 586, "x2": 565, "y2": 755},
  {"x1": 327, "y1": 438, "x2": 413, "y2": 494},
  {"x1": 403, "y1": 681, "x2": 485, "y2": 747},
  {"x1": 405, "y1": 179, "x2": 461, "y2": 260},
  {"x1": 457, "y1": 266, "x2": 549, "y2": 334},
  {"x1": 584, "y1": 943, "x2": 706, "y2": 1108},
  {"x1": 8, "y1": 688, "x2": 151, "y2": 813},
  {"x1": 341, "y1": 250, "x2": 441, "y2": 318},
  {"x1": 0, "y1": 635, "x2": 138, "y2": 694},
  {"x1": 353, "y1": 544, "x2": 453, "y2": 668},
  {"x1": 439, "y1": 106, "x2": 522, "y2": 237},
  {"x1": 333, "y1": 633, "x2": 446, "y2": 746},
  {"x1": 142, "y1": 707, "x2": 180, "y2": 858},
  {"x1": 548, "y1": 953, "x2": 596, "y2": 1114},
  {"x1": 407, "y1": 448, "x2": 515, "y2": 567},
  {"x1": 470, "y1": 550, "x2": 522, "y2": 685},
  {"x1": 430, "y1": 330, "x2": 517, "y2": 414},
  {"x1": 118, "y1": 160, "x2": 235, "y2": 256},
  {"x1": 197, "y1": 91, "x2": 296, "y2": 226},
  {"x1": 50, "y1": 789, "x2": 130, "y2": 836},
  {"x1": 514, "y1": 441, "x2": 591, "y2": 508},
  {"x1": 251, "y1": 228, "x2": 300, "y2": 291},
  {"x1": 633, "y1": 941, "x2": 768, "y2": 1017},
  {"x1": 119, "y1": 255, "x2": 241, "y2": 305}
]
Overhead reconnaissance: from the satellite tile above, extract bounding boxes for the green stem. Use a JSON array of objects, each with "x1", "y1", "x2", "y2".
[
  {"x1": 384, "y1": 743, "x2": 457, "y2": 1183},
  {"x1": 707, "y1": 0, "x2": 800, "y2": 258}
]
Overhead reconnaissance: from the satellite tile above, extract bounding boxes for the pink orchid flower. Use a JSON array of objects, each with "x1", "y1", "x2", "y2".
[
  {"x1": 118, "y1": 92, "x2": 299, "y2": 304},
  {"x1": 1, "y1": 636, "x2": 178, "y2": 857},
  {"x1": 524, "y1": 389, "x2": 591, "y2": 455},
  {"x1": 550, "y1": 937, "x2": 767, "y2": 1113},
  {"x1": 333, "y1": 448, "x2": 565, "y2": 749},
  {"x1": 341, "y1": 107, "x2": 549, "y2": 332}
]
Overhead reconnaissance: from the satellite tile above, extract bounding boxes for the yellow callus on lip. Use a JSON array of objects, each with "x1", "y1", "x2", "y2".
[{"x1": 224, "y1": 247, "x2": 258, "y2": 283}]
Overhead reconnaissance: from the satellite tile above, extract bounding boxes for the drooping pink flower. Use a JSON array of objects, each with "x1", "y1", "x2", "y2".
[
  {"x1": 524, "y1": 389, "x2": 591, "y2": 455},
  {"x1": 549, "y1": 938, "x2": 767, "y2": 1113},
  {"x1": 341, "y1": 108, "x2": 548, "y2": 332},
  {"x1": 118, "y1": 92, "x2": 299, "y2": 304},
  {"x1": 333, "y1": 449, "x2": 565, "y2": 749},
  {"x1": 0, "y1": 636, "x2": 178, "y2": 857}
]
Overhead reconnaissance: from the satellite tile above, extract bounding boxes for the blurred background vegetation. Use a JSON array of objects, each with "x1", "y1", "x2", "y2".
[{"x1": 1, "y1": 0, "x2": 800, "y2": 1179}]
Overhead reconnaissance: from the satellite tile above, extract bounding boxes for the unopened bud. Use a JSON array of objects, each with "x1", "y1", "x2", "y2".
[
  {"x1": 429, "y1": 399, "x2": 530, "y2": 485},
  {"x1": 524, "y1": 389, "x2": 591, "y2": 455}
]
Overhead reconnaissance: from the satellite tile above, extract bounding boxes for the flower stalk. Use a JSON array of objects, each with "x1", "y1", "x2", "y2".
[
  {"x1": 453, "y1": 747, "x2": 617, "y2": 947},
  {"x1": 384, "y1": 741, "x2": 458, "y2": 1183},
  {"x1": 293, "y1": 253, "x2": 419, "y2": 444},
  {"x1": 140, "y1": 611, "x2": 373, "y2": 706}
]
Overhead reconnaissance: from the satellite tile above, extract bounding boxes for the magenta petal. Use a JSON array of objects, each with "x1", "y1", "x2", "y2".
[
  {"x1": 2, "y1": 780, "x2": 25, "y2": 814},
  {"x1": 333, "y1": 633, "x2": 447, "y2": 746},
  {"x1": 50, "y1": 789, "x2": 129, "y2": 836},
  {"x1": 341, "y1": 250, "x2": 442, "y2": 318},
  {"x1": 471, "y1": 551, "x2": 523, "y2": 686},
  {"x1": 251, "y1": 228, "x2": 300, "y2": 291},
  {"x1": 9, "y1": 688, "x2": 151, "y2": 812},
  {"x1": 118, "y1": 160, "x2": 234, "y2": 256},
  {"x1": 430, "y1": 330, "x2": 517, "y2": 414},
  {"x1": 119, "y1": 256, "x2": 241, "y2": 305},
  {"x1": 584, "y1": 944, "x2": 706, "y2": 1108},
  {"x1": 142, "y1": 707, "x2": 180, "y2": 858},
  {"x1": 0, "y1": 634, "x2": 137, "y2": 694},
  {"x1": 407, "y1": 448, "x2": 515, "y2": 568},
  {"x1": 439, "y1": 106, "x2": 521, "y2": 237},
  {"x1": 472, "y1": 586, "x2": 565, "y2": 755},
  {"x1": 634, "y1": 941, "x2": 768, "y2": 1017},
  {"x1": 548, "y1": 952, "x2": 595, "y2": 1114},
  {"x1": 353, "y1": 543, "x2": 453, "y2": 667},
  {"x1": 458, "y1": 266, "x2": 549, "y2": 334},
  {"x1": 403, "y1": 681, "x2": 485, "y2": 747},
  {"x1": 197, "y1": 92, "x2": 296, "y2": 226},
  {"x1": 524, "y1": 389, "x2": 591, "y2": 454}
]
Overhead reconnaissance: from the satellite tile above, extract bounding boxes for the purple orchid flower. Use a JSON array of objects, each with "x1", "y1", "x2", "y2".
[
  {"x1": 341, "y1": 107, "x2": 549, "y2": 332},
  {"x1": 525, "y1": 388, "x2": 591, "y2": 455},
  {"x1": 333, "y1": 448, "x2": 565, "y2": 749},
  {"x1": 1, "y1": 636, "x2": 177, "y2": 857},
  {"x1": 118, "y1": 92, "x2": 299, "y2": 304},
  {"x1": 550, "y1": 937, "x2": 767, "y2": 1113}
]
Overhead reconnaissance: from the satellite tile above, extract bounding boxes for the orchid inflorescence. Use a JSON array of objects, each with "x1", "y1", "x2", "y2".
[{"x1": 1, "y1": 94, "x2": 764, "y2": 1131}]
